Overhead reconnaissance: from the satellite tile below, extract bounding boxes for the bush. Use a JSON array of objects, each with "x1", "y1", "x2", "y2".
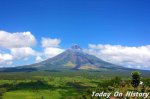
[
  {"x1": 98, "y1": 76, "x2": 122, "y2": 88},
  {"x1": 108, "y1": 86, "x2": 115, "y2": 91},
  {"x1": 0, "y1": 88, "x2": 7, "y2": 98},
  {"x1": 10, "y1": 80, "x2": 51, "y2": 90},
  {"x1": 142, "y1": 78, "x2": 150, "y2": 87}
]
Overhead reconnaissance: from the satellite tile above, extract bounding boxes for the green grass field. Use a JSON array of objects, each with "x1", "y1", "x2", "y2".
[{"x1": 0, "y1": 70, "x2": 150, "y2": 99}]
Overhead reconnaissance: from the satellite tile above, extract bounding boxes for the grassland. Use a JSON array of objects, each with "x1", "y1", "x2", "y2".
[{"x1": 0, "y1": 70, "x2": 149, "y2": 99}]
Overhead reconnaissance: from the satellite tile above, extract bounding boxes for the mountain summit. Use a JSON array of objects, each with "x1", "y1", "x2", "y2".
[
  {"x1": 71, "y1": 44, "x2": 82, "y2": 50},
  {"x1": 23, "y1": 45, "x2": 127, "y2": 70}
]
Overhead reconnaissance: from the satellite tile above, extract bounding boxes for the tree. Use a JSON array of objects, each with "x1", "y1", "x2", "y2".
[
  {"x1": 131, "y1": 71, "x2": 141, "y2": 89},
  {"x1": 0, "y1": 88, "x2": 7, "y2": 99}
]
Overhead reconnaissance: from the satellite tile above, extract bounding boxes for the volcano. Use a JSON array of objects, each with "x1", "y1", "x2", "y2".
[
  {"x1": 0, "y1": 45, "x2": 135, "y2": 72},
  {"x1": 20, "y1": 45, "x2": 128, "y2": 71}
]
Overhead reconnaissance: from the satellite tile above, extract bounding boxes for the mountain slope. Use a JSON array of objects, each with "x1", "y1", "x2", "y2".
[
  {"x1": 0, "y1": 45, "x2": 137, "y2": 72},
  {"x1": 23, "y1": 45, "x2": 128, "y2": 70}
]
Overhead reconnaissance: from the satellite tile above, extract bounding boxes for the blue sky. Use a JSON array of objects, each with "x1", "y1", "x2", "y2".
[
  {"x1": 0, "y1": 0, "x2": 150, "y2": 70},
  {"x1": 0, "y1": 0, "x2": 150, "y2": 47}
]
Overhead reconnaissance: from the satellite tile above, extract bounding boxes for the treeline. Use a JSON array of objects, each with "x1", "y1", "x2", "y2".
[
  {"x1": 0, "y1": 80, "x2": 52, "y2": 98},
  {"x1": 0, "y1": 80, "x2": 52, "y2": 91}
]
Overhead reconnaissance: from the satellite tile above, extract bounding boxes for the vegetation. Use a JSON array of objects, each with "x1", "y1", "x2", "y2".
[
  {"x1": 0, "y1": 70, "x2": 149, "y2": 99},
  {"x1": 131, "y1": 71, "x2": 141, "y2": 89}
]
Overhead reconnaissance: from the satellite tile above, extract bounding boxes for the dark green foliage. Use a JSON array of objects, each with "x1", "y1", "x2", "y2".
[
  {"x1": 141, "y1": 78, "x2": 150, "y2": 87},
  {"x1": 98, "y1": 76, "x2": 122, "y2": 88},
  {"x1": 66, "y1": 82, "x2": 89, "y2": 91},
  {"x1": 141, "y1": 85, "x2": 145, "y2": 93},
  {"x1": 97, "y1": 76, "x2": 122, "y2": 92},
  {"x1": 11, "y1": 80, "x2": 51, "y2": 90},
  {"x1": 108, "y1": 86, "x2": 115, "y2": 91},
  {"x1": 131, "y1": 71, "x2": 141, "y2": 88},
  {"x1": 0, "y1": 80, "x2": 52, "y2": 91},
  {"x1": 0, "y1": 88, "x2": 7, "y2": 98},
  {"x1": 0, "y1": 83, "x2": 12, "y2": 90}
]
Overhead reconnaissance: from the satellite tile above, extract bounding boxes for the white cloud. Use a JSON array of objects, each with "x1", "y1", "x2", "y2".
[
  {"x1": 0, "y1": 30, "x2": 36, "y2": 48},
  {"x1": 10, "y1": 47, "x2": 36, "y2": 60},
  {"x1": 0, "y1": 53, "x2": 13, "y2": 67},
  {"x1": 0, "y1": 31, "x2": 64, "y2": 67},
  {"x1": 44, "y1": 47, "x2": 64, "y2": 58},
  {"x1": 0, "y1": 30, "x2": 37, "y2": 67},
  {"x1": 40, "y1": 37, "x2": 64, "y2": 59},
  {"x1": 41, "y1": 37, "x2": 61, "y2": 48},
  {"x1": 84, "y1": 44, "x2": 150, "y2": 70},
  {"x1": 0, "y1": 53, "x2": 13, "y2": 61},
  {"x1": 35, "y1": 56, "x2": 43, "y2": 63},
  {"x1": 0, "y1": 47, "x2": 37, "y2": 67}
]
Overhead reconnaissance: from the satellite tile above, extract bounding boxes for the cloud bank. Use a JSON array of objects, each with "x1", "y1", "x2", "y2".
[
  {"x1": 40, "y1": 37, "x2": 64, "y2": 60},
  {"x1": 0, "y1": 30, "x2": 38, "y2": 67},
  {"x1": 0, "y1": 30, "x2": 150, "y2": 70},
  {"x1": 0, "y1": 31, "x2": 36, "y2": 48},
  {"x1": 0, "y1": 30, "x2": 64, "y2": 67},
  {"x1": 0, "y1": 53, "x2": 13, "y2": 66},
  {"x1": 84, "y1": 44, "x2": 150, "y2": 70},
  {"x1": 10, "y1": 47, "x2": 36, "y2": 60},
  {"x1": 41, "y1": 37, "x2": 61, "y2": 48}
]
